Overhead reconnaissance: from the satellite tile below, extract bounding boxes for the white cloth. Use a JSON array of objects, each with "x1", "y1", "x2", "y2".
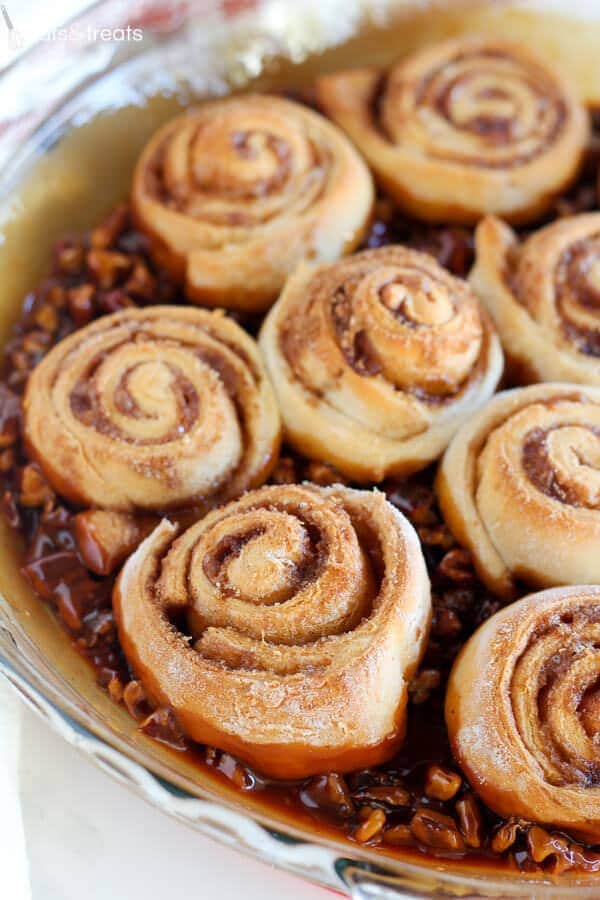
[
  {"x1": 0, "y1": 679, "x2": 31, "y2": 900},
  {"x1": 0, "y1": 677, "x2": 326, "y2": 900}
]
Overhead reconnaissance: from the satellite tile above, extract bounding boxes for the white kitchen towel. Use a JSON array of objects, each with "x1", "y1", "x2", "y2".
[{"x1": 0, "y1": 678, "x2": 32, "y2": 900}]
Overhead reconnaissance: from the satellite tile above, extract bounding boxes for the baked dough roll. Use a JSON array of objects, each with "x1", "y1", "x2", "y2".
[
  {"x1": 259, "y1": 246, "x2": 502, "y2": 481},
  {"x1": 132, "y1": 95, "x2": 374, "y2": 312},
  {"x1": 23, "y1": 306, "x2": 281, "y2": 513},
  {"x1": 114, "y1": 483, "x2": 431, "y2": 779},
  {"x1": 470, "y1": 213, "x2": 600, "y2": 385},
  {"x1": 437, "y1": 383, "x2": 600, "y2": 598},
  {"x1": 446, "y1": 585, "x2": 600, "y2": 843},
  {"x1": 317, "y1": 38, "x2": 589, "y2": 225}
]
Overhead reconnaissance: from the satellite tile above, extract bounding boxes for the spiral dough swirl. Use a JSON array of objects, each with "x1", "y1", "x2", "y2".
[
  {"x1": 132, "y1": 95, "x2": 374, "y2": 312},
  {"x1": 471, "y1": 213, "x2": 600, "y2": 385},
  {"x1": 446, "y1": 585, "x2": 600, "y2": 842},
  {"x1": 23, "y1": 307, "x2": 281, "y2": 513},
  {"x1": 259, "y1": 246, "x2": 502, "y2": 481},
  {"x1": 113, "y1": 484, "x2": 431, "y2": 778},
  {"x1": 317, "y1": 38, "x2": 588, "y2": 224},
  {"x1": 437, "y1": 384, "x2": 600, "y2": 598}
]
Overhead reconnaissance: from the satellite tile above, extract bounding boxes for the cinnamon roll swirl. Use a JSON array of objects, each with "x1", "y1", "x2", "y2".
[
  {"x1": 446, "y1": 585, "x2": 600, "y2": 843},
  {"x1": 259, "y1": 246, "x2": 502, "y2": 481},
  {"x1": 437, "y1": 384, "x2": 600, "y2": 598},
  {"x1": 132, "y1": 95, "x2": 374, "y2": 312},
  {"x1": 317, "y1": 38, "x2": 589, "y2": 225},
  {"x1": 113, "y1": 483, "x2": 431, "y2": 779},
  {"x1": 470, "y1": 214, "x2": 600, "y2": 385},
  {"x1": 23, "y1": 307, "x2": 281, "y2": 513}
]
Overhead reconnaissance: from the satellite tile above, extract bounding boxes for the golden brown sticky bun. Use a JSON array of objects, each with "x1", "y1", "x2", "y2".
[
  {"x1": 23, "y1": 306, "x2": 281, "y2": 513},
  {"x1": 113, "y1": 483, "x2": 431, "y2": 779},
  {"x1": 446, "y1": 585, "x2": 600, "y2": 843},
  {"x1": 437, "y1": 384, "x2": 600, "y2": 599},
  {"x1": 258, "y1": 246, "x2": 502, "y2": 482},
  {"x1": 131, "y1": 95, "x2": 374, "y2": 313},
  {"x1": 316, "y1": 38, "x2": 589, "y2": 225},
  {"x1": 470, "y1": 214, "x2": 600, "y2": 385}
]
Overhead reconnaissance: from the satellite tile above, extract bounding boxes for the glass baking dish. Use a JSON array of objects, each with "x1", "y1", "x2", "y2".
[{"x1": 1, "y1": 1, "x2": 599, "y2": 897}]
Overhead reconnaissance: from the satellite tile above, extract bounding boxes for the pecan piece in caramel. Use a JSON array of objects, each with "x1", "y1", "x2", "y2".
[
  {"x1": 19, "y1": 464, "x2": 54, "y2": 508},
  {"x1": 354, "y1": 808, "x2": 386, "y2": 843},
  {"x1": 410, "y1": 809, "x2": 465, "y2": 852},
  {"x1": 424, "y1": 765, "x2": 462, "y2": 801},
  {"x1": 73, "y1": 510, "x2": 158, "y2": 576}
]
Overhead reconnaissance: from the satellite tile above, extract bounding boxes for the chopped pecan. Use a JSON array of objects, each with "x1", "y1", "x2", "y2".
[
  {"x1": 124, "y1": 261, "x2": 156, "y2": 301},
  {"x1": 97, "y1": 289, "x2": 135, "y2": 314},
  {"x1": 270, "y1": 456, "x2": 298, "y2": 485},
  {"x1": 68, "y1": 284, "x2": 96, "y2": 326},
  {"x1": 54, "y1": 240, "x2": 85, "y2": 275},
  {"x1": 19, "y1": 464, "x2": 54, "y2": 508},
  {"x1": 409, "y1": 668, "x2": 441, "y2": 705},
  {"x1": 527, "y1": 826, "x2": 574, "y2": 874},
  {"x1": 123, "y1": 680, "x2": 151, "y2": 721},
  {"x1": 33, "y1": 304, "x2": 59, "y2": 334},
  {"x1": 554, "y1": 184, "x2": 597, "y2": 218},
  {"x1": 10, "y1": 349, "x2": 29, "y2": 373},
  {"x1": 26, "y1": 505, "x2": 75, "y2": 561},
  {"x1": 0, "y1": 448, "x2": 15, "y2": 473},
  {"x1": 108, "y1": 676, "x2": 124, "y2": 703},
  {"x1": 73, "y1": 509, "x2": 158, "y2": 576},
  {"x1": 432, "y1": 606, "x2": 462, "y2": 638},
  {"x1": 419, "y1": 226, "x2": 474, "y2": 277},
  {"x1": 491, "y1": 817, "x2": 528, "y2": 854},
  {"x1": 354, "y1": 808, "x2": 386, "y2": 843},
  {"x1": 217, "y1": 752, "x2": 255, "y2": 790},
  {"x1": 87, "y1": 249, "x2": 131, "y2": 289},
  {"x1": 205, "y1": 746, "x2": 220, "y2": 766},
  {"x1": 303, "y1": 460, "x2": 347, "y2": 486},
  {"x1": 384, "y1": 824, "x2": 413, "y2": 846},
  {"x1": 21, "y1": 550, "x2": 99, "y2": 632},
  {"x1": 418, "y1": 524, "x2": 454, "y2": 550},
  {"x1": 385, "y1": 479, "x2": 437, "y2": 526},
  {"x1": 22, "y1": 330, "x2": 51, "y2": 356},
  {"x1": 424, "y1": 765, "x2": 462, "y2": 801},
  {"x1": 139, "y1": 706, "x2": 187, "y2": 751},
  {"x1": 410, "y1": 808, "x2": 465, "y2": 852},
  {"x1": 90, "y1": 203, "x2": 129, "y2": 249},
  {"x1": 455, "y1": 792, "x2": 483, "y2": 849},
  {"x1": 353, "y1": 784, "x2": 410, "y2": 808},
  {"x1": 301, "y1": 773, "x2": 354, "y2": 818},
  {"x1": 46, "y1": 284, "x2": 67, "y2": 309},
  {"x1": 81, "y1": 608, "x2": 115, "y2": 647},
  {"x1": 438, "y1": 547, "x2": 475, "y2": 584}
]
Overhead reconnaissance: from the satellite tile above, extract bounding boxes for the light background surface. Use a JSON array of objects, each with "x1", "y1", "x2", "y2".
[
  {"x1": 0, "y1": 2, "x2": 327, "y2": 898},
  {"x1": 0, "y1": 681, "x2": 327, "y2": 899}
]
